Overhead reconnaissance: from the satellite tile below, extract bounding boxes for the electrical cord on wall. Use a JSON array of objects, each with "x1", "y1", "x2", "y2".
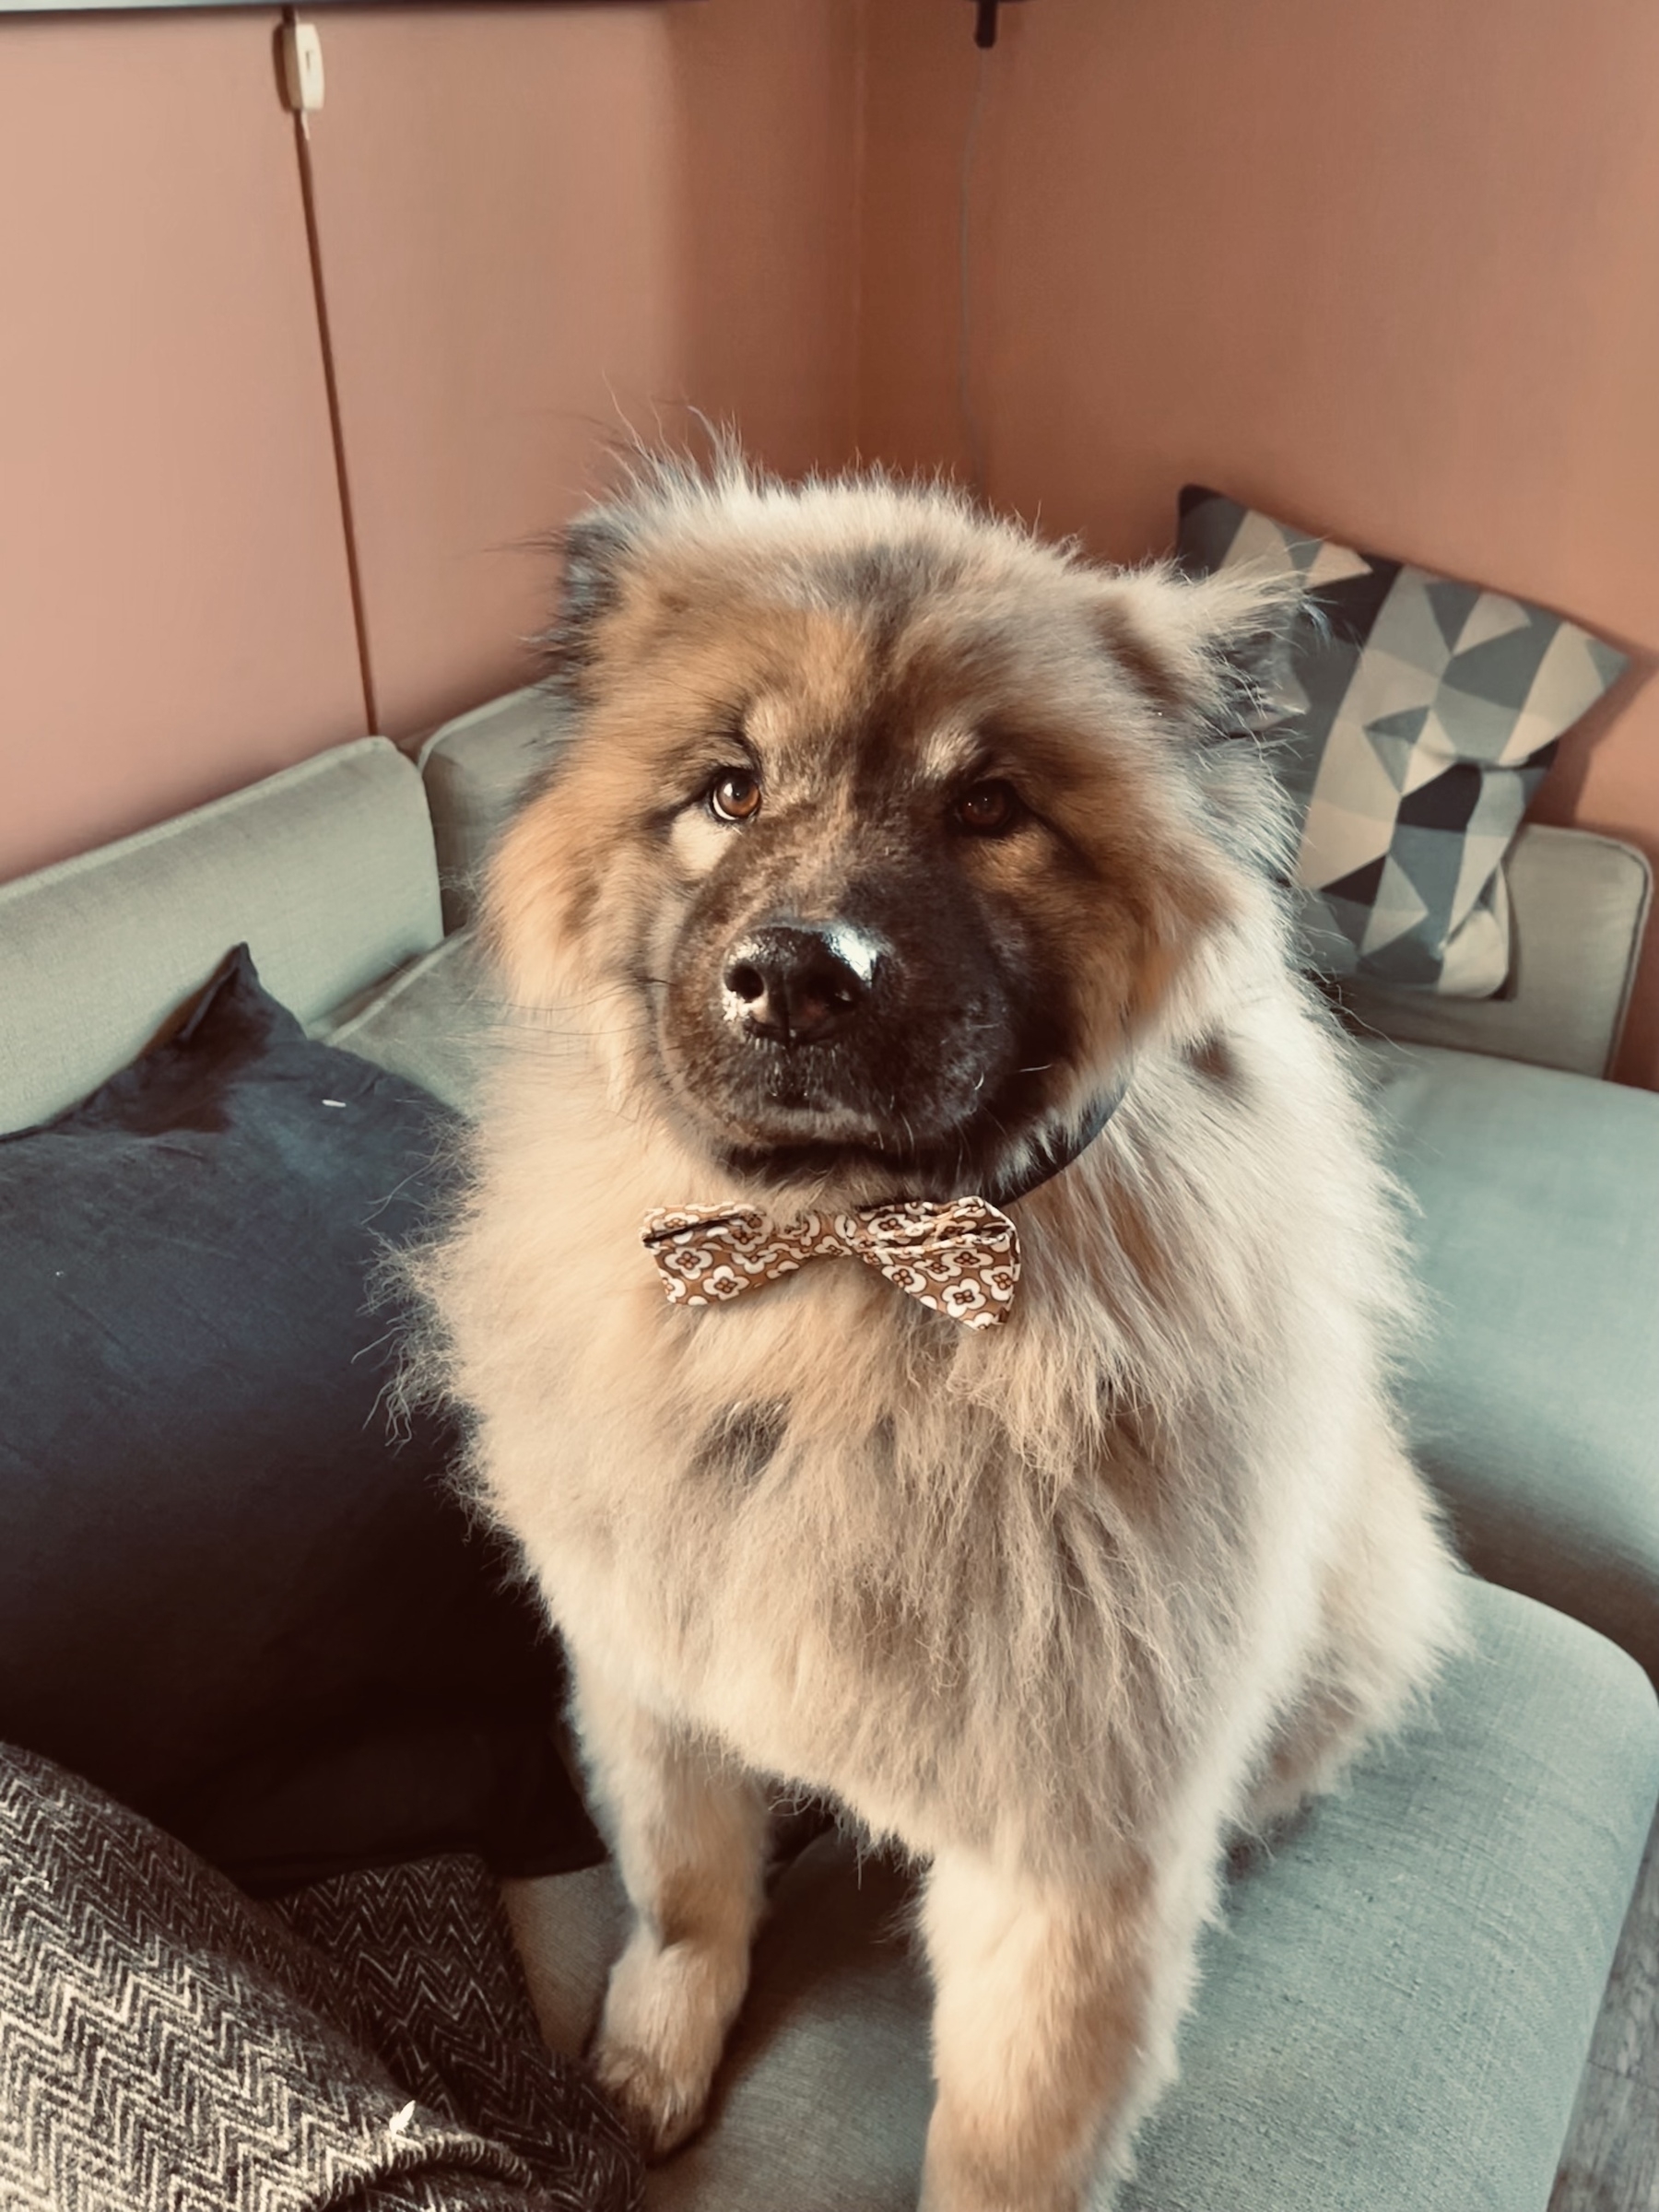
[
  {"x1": 281, "y1": 6, "x2": 379, "y2": 735},
  {"x1": 957, "y1": 45, "x2": 992, "y2": 503}
]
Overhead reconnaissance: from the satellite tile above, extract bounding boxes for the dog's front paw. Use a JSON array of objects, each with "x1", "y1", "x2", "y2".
[
  {"x1": 590, "y1": 2030, "x2": 712, "y2": 2159},
  {"x1": 590, "y1": 1927, "x2": 746, "y2": 2159}
]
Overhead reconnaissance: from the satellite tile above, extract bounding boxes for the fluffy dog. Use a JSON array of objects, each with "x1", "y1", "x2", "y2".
[{"x1": 413, "y1": 458, "x2": 1459, "y2": 2211}]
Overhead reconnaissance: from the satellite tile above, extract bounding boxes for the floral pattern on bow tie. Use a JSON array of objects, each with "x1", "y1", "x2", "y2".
[{"x1": 641, "y1": 1197, "x2": 1021, "y2": 1328}]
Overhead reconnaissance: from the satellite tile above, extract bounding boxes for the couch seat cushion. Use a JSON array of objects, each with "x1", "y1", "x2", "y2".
[
  {"x1": 1367, "y1": 1041, "x2": 1659, "y2": 1679},
  {"x1": 503, "y1": 1581, "x2": 1656, "y2": 2212}
]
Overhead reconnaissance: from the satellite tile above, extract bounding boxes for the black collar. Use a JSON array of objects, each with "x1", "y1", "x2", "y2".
[
  {"x1": 985, "y1": 1073, "x2": 1130, "y2": 1208},
  {"x1": 722, "y1": 1073, "x2": 1131, "y2": 1212}
]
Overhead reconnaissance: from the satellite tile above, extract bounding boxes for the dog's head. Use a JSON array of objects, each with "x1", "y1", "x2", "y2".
[{"x1": 488, "y1": 460, "x2": 1298, "y2": 1201}]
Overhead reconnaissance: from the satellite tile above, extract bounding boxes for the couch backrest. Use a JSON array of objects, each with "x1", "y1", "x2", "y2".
[
  {"x1": 416, "y1": 685, "x2": 557, "y2": 933},
  {"x1": 0, "y1": 738, "x2": 442, "y2": 1135},
  {"x1": 1332, "y1": 825, "x2": 1653, "y2": 1080}
]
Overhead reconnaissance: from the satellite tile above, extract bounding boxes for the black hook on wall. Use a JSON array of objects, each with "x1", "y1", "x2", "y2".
[{"x1": 971, "y1": 0, "x2": 1025, "y2": 50}]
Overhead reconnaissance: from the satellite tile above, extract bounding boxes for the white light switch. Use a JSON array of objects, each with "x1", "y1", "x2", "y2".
[{"x1": 280, "y1": 22, "x2": 325, "y2": 117}]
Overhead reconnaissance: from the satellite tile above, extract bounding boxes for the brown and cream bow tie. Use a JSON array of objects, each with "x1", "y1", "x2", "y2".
[{"x1": 641, "y1": 1198, "x2": 1021, "y2": 1329}]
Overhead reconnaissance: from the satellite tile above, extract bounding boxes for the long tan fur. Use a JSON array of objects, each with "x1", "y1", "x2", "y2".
[{"x1": 410, "y1": 457, "x2": 1460, "y2": 2210}]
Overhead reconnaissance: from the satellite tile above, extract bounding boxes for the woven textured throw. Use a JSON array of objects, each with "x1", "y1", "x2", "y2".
[
  {"x1": 642, "y1": 1197, "x2": 1021, "y2": 1328},
  {"x1": 0, "y1": 1744, "x2": 641, "y2": 2212}
]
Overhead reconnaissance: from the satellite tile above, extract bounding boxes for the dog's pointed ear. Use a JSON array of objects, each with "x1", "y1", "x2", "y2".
[
  {"x1": 544, "y1": 510, "x2": 635, "y2": 700},
  {"x1": 1091, "y1": 561, "x2": 1306, "y2": 738}
]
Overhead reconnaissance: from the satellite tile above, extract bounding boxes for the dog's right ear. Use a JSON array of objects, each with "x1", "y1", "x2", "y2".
[
  {"x1": 1091, "y1": 562, "x2": 1306, "y2": 741},
  {"x1": 544, "y1": 511, "x2": 634, "y2": 701}
]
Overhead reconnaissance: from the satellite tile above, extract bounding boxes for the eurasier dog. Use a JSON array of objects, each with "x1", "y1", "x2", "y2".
[{"x1": 414, "y1": 458, "x2": 1459, "y2": 2210}]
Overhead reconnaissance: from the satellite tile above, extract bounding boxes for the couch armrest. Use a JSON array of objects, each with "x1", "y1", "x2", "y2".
[
  {"x1": 418, "y1": 688, "x2": 570, "y2": 931},
  {"x1": 1330, "y1": 826, "x2": 1653, "y2": 1079}
]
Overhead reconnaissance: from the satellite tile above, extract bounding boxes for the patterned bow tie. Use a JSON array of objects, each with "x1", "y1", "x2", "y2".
[{"x1": 641, "y1": 1197, "x2": 1021, "y2": 1329}]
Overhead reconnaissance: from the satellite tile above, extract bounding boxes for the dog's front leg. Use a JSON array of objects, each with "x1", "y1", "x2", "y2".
[
  {"x1": 919, "y1": 1846, "x2": 1178, "y2": 2212},
  {"x1": 571, "y1": 1655, "x2": 769, "y2": 2158}
]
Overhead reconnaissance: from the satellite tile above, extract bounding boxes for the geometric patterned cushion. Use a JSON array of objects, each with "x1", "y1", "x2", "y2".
[
  {"x1": 0, "y1": 1744, "x2": 641, "y2": 2212},
  {"x1": 1177, "y1": 486, "x2": 1628, "y2": 994}
]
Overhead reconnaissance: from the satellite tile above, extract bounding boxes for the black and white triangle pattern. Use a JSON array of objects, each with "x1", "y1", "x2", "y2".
[
  {"x1": 0, "y1": 1745, "x2": 641, "y2": 2212},
  {"x1": 1177, "y1": 486, "x2": 1627, "y2": 995}
]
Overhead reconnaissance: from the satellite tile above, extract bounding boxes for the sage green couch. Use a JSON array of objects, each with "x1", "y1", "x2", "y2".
[{"x1": 3, "y1": 698, "x2": 1657, "y2": 2212}]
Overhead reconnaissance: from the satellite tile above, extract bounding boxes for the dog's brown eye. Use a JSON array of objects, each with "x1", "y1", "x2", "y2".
[
  {"x1": 709, "y1": 770, "x2": 762, "y2": 823},
  {"x1": 954, "y1": 780, "x2": 1018, "y2": 834}
]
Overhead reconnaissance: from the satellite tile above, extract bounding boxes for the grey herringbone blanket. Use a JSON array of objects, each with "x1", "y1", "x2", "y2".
[{"x1": 0, "y1": 1746, "x2": 641, "y2": 2212}]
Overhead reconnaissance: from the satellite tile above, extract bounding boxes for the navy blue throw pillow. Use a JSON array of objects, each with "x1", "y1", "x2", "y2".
[{"x1": 0, "y1": 946, "x2": 601, "y2": 1894}]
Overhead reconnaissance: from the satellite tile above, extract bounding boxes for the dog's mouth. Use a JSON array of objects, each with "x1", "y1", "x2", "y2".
[
  {"x1": 707, "y1": 1074, "x2": 1124, "y2": 1208},
  {"x1": 654, "y1": 1024, "x2": 1078, "y2": 1206},
  {"x1": 715, "y1": 1124, "x2": 1003, "y2": 1204}
]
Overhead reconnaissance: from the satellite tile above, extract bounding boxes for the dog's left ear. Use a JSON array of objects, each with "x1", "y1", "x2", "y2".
[
  {"x1": 1091, "y1": 562, "x2": 1306, "y2": 739},
  {"x1": 543, "y1": 509, "x2": 636, "y2": 702}
]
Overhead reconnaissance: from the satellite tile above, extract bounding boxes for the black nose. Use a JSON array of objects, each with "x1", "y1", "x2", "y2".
[{"x1": 723, "y1": 925, "x2": 873, "y2": 1044}]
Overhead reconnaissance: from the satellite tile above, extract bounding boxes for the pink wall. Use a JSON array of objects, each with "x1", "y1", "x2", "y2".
[
  {"x1": 0, "y1": 0, "x2": 858, "y2": 872},
  {"x1": 5, "y1": 0, "x2": 1656, "y2": 1086},
  {"x1": 857, "y1": 0, "x2": 1659, "y2": 1088},
  {"x1": 301, "y1": 5, "x2": 684, "y2": 738},
  {"x1": 0, "y1": 11, "x2": 366, "y2": 886},
  {"x1": 301, "y1": 0, "x2": 860, "y2": 737},
  {"x1": 666, "y1": 0, "x2": 861, "y2": 482}
]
